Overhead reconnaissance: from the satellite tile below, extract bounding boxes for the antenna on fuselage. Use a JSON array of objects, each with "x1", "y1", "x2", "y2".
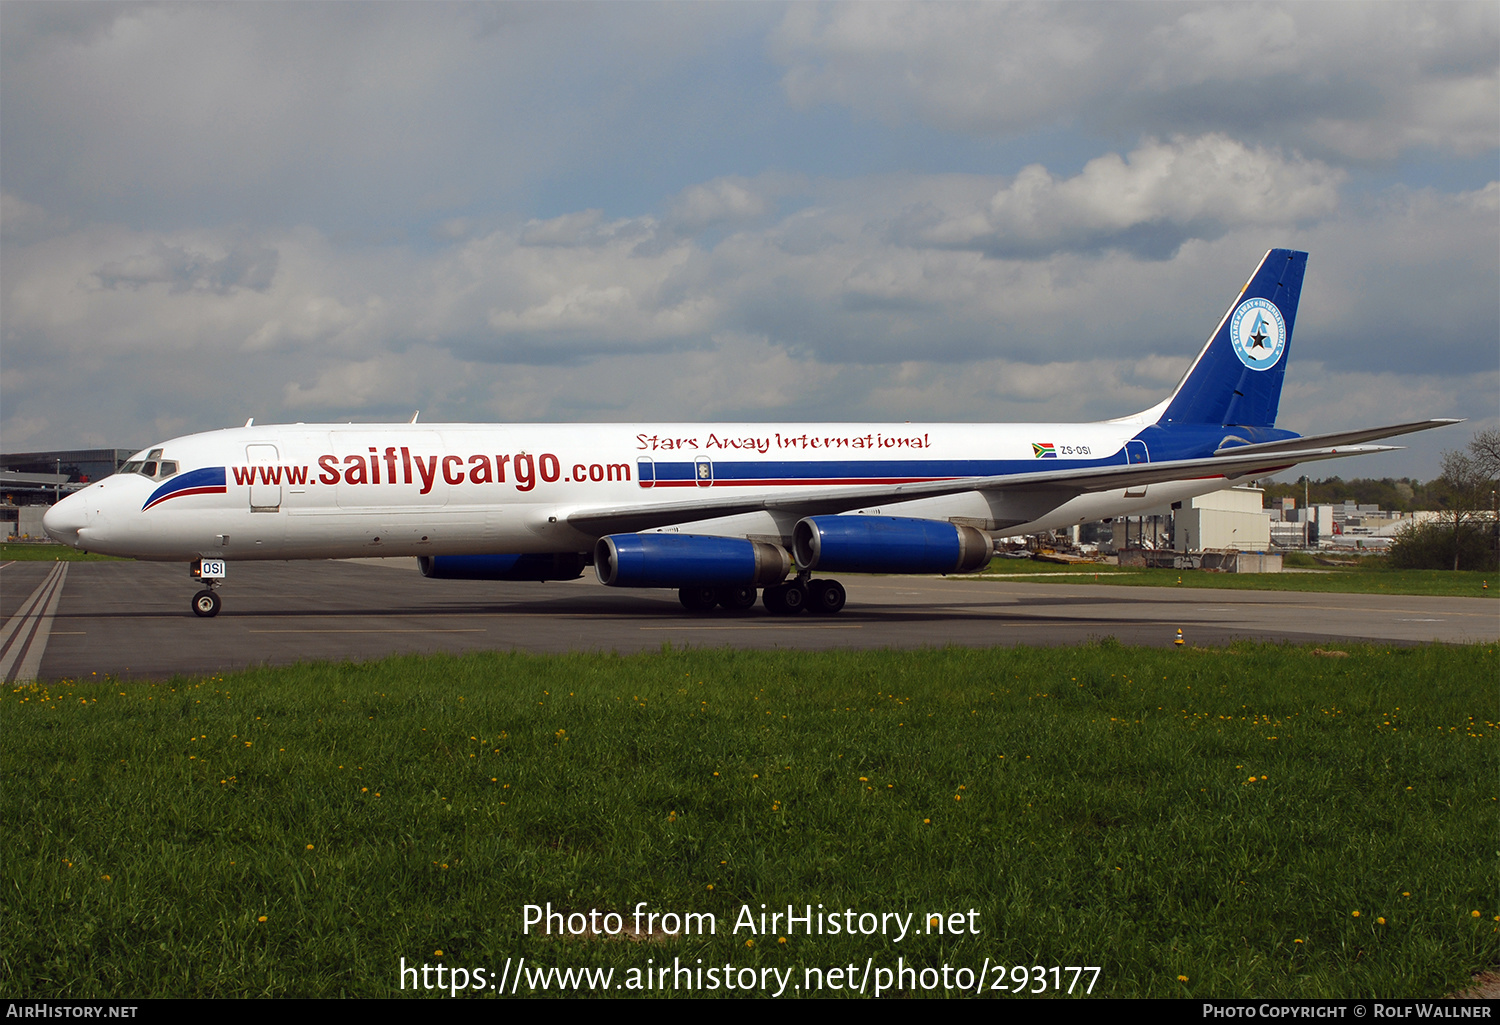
[
  {"x1": 409, "y1": 411, "x2": 420, "y2": 424},
  {"x1": 244, "y1": 418, "x2": 254, "y2": 427}
]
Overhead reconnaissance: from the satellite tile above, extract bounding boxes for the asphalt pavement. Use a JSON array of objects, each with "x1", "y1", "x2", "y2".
[{"x1": 2, "y1": 557, "x2": 1495, "y2": 683}]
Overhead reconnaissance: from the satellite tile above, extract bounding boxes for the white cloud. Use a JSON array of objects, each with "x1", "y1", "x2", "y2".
[
  {"x1": 0, "y1": 191, "x2": 64, "y2": 242},
  {"x1": 773, "y1": 3, "x2": 1500, "y2": 161},
  {"x1": 893, "y1": 135, "x2": 1344, "y2": 257},
  {"x1": 1, "y1": 3, "x2": 1491, "y2": 486},
  {"x1": 664, "y1": 175, "x2": 789, "y2": 235},
  {"x1": 6, "y1": 165, "x2": 1491, "y2": 436}
]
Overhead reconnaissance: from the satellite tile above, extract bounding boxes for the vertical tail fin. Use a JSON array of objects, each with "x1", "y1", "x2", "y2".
[{"x1": 1157, "y1": 249, "x2": 1306, "y2": 428}]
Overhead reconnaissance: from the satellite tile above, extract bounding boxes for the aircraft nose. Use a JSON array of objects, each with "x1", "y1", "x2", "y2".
[{"x1": 43, "y1": 493, "x2": 89, "y2": 547}]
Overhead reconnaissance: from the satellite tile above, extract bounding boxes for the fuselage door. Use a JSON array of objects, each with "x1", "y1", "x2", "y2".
[
  {"x1": 246, "y1": 444, "x2": 281, "y2": 512},
  {"x1": 637, "y1": 457, "x2": 655, "y2": 489}
]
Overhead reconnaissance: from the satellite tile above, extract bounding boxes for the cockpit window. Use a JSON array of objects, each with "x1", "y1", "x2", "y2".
[{"x1": 123, "y1": 455, "x2": 180, "y2": 480}]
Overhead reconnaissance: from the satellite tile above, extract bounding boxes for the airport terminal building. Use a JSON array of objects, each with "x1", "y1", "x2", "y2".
[{"x1": 2, "y1": 447, "x2": 136, "y2": 539}]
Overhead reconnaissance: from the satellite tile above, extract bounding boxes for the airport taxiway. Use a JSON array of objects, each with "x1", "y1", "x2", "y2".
[{"x1": 3, "y1": 557, "x2": 1496, "y2": 683}]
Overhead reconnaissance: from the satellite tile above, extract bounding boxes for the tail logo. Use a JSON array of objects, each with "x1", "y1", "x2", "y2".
[{"x1": 1229, "y1": 298, "x2": 1286, "y2": 371}]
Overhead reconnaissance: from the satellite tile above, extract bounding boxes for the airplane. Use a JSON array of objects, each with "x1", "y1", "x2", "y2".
[{"x1": 43, "y1": 249, "x2": 1459, "y2": 618}]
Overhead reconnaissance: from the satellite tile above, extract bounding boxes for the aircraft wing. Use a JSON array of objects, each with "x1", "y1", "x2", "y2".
[
  {"x1": 564, "y1": 443, "x2": 1400, "y2": 537},
  {"x1": 1213, "y1": 418, "x2": 1463, "y2": 457}
]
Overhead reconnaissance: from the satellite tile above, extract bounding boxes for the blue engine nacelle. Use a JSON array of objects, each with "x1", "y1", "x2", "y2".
[
  {"x1": 417, "y1": 553, "x2": 588, "y2": 581},
  {"x1": 595, "y1": 534, "x2": 792, "y2": 588},
  {"x1": 793, "y1": 516, "x2": 992, "y2": 575}
]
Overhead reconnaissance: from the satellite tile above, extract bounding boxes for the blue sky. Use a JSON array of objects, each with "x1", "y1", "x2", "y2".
[{"x1": 2, "y1": 2, "x2": 1495, "y2": 480}]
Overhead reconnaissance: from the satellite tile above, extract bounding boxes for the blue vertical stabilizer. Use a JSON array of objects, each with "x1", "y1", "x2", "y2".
[{"x1": 1159, "y1": 249, "x2": 1306, "y2": 428}]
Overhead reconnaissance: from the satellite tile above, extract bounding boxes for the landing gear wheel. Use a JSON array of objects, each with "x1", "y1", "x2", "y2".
[
  {"x1": 678, "y1": 586, "x2": 720, "y2": 613},
  {"x1": 764, "y1": 582, "x2": 807, "y2": 615},
  {"x1": 717, "y1": 586, "x2": 759, "y2": 611},
  {"x1": 192, "y1": 589, "x2": 221, "y2": 618},
  {"x1": 807, "y1": 578, "x2": 846, "y2": 615}
]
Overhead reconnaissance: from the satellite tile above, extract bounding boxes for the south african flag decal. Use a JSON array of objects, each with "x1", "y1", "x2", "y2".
[{"x1": 1032, "y1": 443, "x2": 1057, "y2": 458}]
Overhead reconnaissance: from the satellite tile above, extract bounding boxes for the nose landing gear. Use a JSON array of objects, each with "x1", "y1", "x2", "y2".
[
  {"x1": 190, "y1": 558, "x2": 227, "y2": 617},
  {"x1": 192, "y1": 588, "x2": 222, "y2": 618}
]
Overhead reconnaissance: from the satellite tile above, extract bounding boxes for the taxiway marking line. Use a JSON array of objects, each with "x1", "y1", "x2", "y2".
[
  {"x1": 247, "y1": 628, "x2": 488, "y2": 634},
  {"x1": 0, "y1": 563, "x2": 68, "y2": 683},
  {"x1": 15, "y1": 566, "x2": 67, "y2": 683},
  {"x1": 638, "y1": 624, "x2": 865, "y2": 631}
]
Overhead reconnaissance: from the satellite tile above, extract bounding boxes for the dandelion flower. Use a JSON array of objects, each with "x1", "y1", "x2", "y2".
[
  {"x1": 435, "y1": 950, "x2": 443, "y2": 957},
  {"x1": 1473, "y1": 911, "x2": 1482, "y2": 918},
  {"x1": 1178, "y1": 975, "x2": 1188, "y2": 982},
  {"x1": 306, "y1": 844, "x2": 315, "y2": 851},
  {"x1": 745, "y1": 940, "x2": 753, "y2": 948},
  {"x1": 1377, "y1": 917, "x2": 1386, "y2": 925},
  {"x1": 258, "y1": 915, "x2": 267, "y2": 923},
  {"x1": 1352, "y1": 911, "x2": 1360, "y2": 917}
]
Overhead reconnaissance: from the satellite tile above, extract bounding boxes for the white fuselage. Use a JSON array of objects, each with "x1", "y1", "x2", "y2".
[{"x1": 47, "y1": 420, "x2": 1214, "y2": 562}]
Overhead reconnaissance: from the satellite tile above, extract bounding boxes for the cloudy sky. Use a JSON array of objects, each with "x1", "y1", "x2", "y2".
[{"x1": 3, "y1": 2, "x2": 1496, "y2": 479}]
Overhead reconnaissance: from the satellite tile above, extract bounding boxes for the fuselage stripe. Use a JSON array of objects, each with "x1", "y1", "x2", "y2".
[{"x1": 142, "y1": 485, "x2": 228, "y2": 511}]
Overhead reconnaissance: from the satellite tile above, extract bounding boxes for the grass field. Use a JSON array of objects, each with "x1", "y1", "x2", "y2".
[
  {"x1": 3, "y1": 643, "x2": 1494, "y2": 998},
  {"x1": 1, "y1": 542, "x2": 126, "y2": 562},
  {"x1": 975, "y1": 557, "x2": 1496, "y2": 599}
]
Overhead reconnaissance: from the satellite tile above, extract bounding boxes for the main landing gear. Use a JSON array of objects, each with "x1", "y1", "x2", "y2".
[
  {"x1": 677, "y1": 578, "x2": 847, "y2": 616},
  {"x1": 677, "y1": 585, "x2": 759, "y2": 613},
  {"x1": 765, "y1": 578, "x2": 846, "y2": 615}
]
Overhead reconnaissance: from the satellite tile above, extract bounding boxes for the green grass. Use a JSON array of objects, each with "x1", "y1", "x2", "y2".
[
  {"x1": 975, "y1": 558, "x2": 1496, "y2": 598},
  {"x1": 1, "y1": 542, "x2": 127, "y2": 562},
  {"x1": 3, "y1": 644, "x2": 1494, "y2": 998}
]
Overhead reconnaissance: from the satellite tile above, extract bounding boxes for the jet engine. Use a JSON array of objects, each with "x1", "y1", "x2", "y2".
[
  {"x1": 595, "y1": 534, "x2": 792, "y2": 588},
  {"x1": 792, "y1": 516, "x2": 992, "y2": 575}
]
